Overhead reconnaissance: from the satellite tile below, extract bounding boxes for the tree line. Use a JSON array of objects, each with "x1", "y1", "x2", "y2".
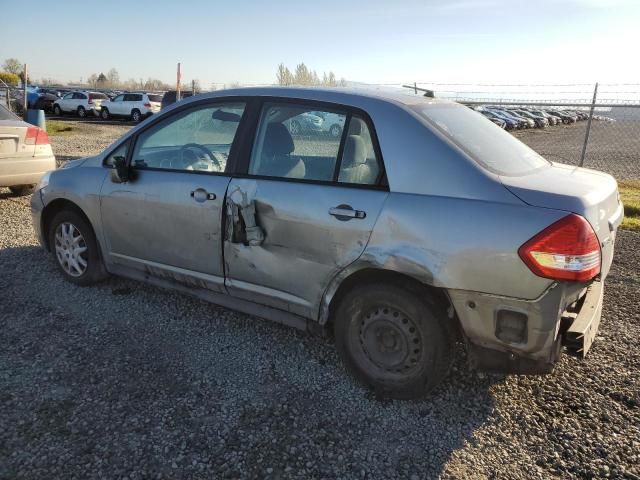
[{"x1": 276, "y1": 62, "x2": 346, "y2": 87}]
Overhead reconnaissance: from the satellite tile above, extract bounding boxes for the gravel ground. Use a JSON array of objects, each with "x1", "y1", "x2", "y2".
[{"x1": 0, "y1": 121, "x2": 639, "y2": 479}]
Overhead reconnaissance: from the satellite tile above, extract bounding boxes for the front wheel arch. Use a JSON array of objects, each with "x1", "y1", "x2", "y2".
[{"x1": 42, "y1": 199, "x2": 94, "y2": 251}]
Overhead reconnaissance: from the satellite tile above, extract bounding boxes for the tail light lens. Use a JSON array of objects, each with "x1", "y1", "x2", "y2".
[
  {"x1": 143, "y1": 102, "x2": 151, "y2": 108},
  {"x1": 88, "y1": 98, "x2": 94, "y2": 104},
  {"x1": 518, "y1": 214, "x2": 600, "y2": 281},
  {"x1": 24, "y1": 127, "x2": 50, "y2": 145}
]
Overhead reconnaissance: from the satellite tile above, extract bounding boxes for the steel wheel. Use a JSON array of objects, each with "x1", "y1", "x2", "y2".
[
  {"x1": 359, "y1": 307, "x2": 422, "y2": 375},
  {"x1": 54, "y1": 222, "x2": 88, "y2": 277}
]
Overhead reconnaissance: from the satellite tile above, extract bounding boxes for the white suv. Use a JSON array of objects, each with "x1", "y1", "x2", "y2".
[
  {"x1": 52, "y1": 91, "x2": 109, "y2": 118},
  {"x1": 99, "y1": 93, "x2": 162, "y2": 122}
]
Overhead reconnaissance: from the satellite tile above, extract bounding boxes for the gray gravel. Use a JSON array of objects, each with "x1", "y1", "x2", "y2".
[{"x1": 0, "y1": 123, "x2": 638, "y2": 479}]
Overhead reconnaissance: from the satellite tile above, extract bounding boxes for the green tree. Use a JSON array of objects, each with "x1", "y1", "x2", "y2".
[
  {"x1": 0, "y1": 72, "x2": 20, "y2": 86},
  {"x1": 96, "y1": 73, "x2": 108, "y2": 86}
]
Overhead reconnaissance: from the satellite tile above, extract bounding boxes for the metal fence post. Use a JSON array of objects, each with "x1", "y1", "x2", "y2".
[{"x1": 579, "y1": 82, "x2": 598, "y2": 167}]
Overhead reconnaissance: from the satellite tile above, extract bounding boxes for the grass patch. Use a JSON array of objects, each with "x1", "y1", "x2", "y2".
[
  {"x1": 619, "y1": 180, "x2": 640, "y2": 232},
  {"x1": 46, "y1": 120, "x2": 73, "y2": 136}
]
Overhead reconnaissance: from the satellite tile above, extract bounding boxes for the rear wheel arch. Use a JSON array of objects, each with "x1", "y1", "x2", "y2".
[{"x1": 325, "y1": 268, "x2": 461, "y2": 339}]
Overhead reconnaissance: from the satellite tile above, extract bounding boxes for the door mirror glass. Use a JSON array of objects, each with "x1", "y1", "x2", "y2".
[{"x1": 111, "y1": 156, "x2": 130, "y2": 183}]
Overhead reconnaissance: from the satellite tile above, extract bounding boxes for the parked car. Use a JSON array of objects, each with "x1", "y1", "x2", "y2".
[
  {"x1": 545, "y1": 109, "x2": 576, "y2": 124},
  {"x1": 287, "y1": 111, "x2": 323, "y2": 135},
  {"x1": 487, "y1": 108, "x2": 527, "y2": 129},
  {"x1": 161, "y1": 90, "x2": 194, "y2": 110},
  {"x1": 31, "y1": 92, "x2": 59, "y2": 112},
  {"x1": 478, "y1": 110, "x2": 508, "y2": 129},
  {"x1": 100, "y1": 93, "x2": 162, "y2": 122},
  {"x1": 0, "y1": 103, "x2": 56, "y2": 195},
  {"x1": 31, "y1": 87, "x2": 622, "y2": 399},
  {"x1": 52, "y1": 91, "x2": 109, "y2": 118},
  {"x1": 529, "y1": 109, "x2": 560, "y2": 125},
  {"x1": 310, "y1": 111, "x2": 347, "y2": 137},
  {"x1": 512, "y1": 109, "x2": 548, "y2": 128}
]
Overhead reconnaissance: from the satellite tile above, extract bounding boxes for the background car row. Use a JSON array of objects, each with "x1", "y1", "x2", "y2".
[{"x1": 473, "y1": 105, "x2": 591, "y2": 130}]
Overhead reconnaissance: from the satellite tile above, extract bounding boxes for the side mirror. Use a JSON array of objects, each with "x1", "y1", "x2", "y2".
[{"x1": 110, "y1": 156, "x2": 130, "y2": 183}]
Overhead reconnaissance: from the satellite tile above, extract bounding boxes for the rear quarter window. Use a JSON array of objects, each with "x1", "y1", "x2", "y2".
[
  {"x1": 0, "y1": 104, "x2": 18, "y2": 120},
  {"x1": 413, "y1": 104, "x2": 550, "y2": 176},
  {"x1": 147, "y1": 94, "x2": 162, "y2": 102}
]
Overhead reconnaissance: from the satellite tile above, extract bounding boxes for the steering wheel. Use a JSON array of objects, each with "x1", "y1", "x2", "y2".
[{"x1": 179, "y1": 143, "x2": 221, "y2": 170}]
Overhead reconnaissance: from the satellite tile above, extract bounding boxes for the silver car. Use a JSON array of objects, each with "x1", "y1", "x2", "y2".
[
  {"x1": 31, "y1": 87, "x2": 623, "y2": 399},
  {"x1": 0, "y1": 104, "x2": 56, "y2": 195}
]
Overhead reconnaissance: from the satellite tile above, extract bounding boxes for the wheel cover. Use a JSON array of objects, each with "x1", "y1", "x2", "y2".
[
  {"x1": 54, "y1": 222, "x2": 88, "y2": 277},
  {"x1": 359, "y1": 307, "x2": 422, "y2": 374}
]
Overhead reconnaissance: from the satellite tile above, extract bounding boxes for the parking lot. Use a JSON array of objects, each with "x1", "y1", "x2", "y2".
[{"x1": 1, "y1": 120, "x2": 639, "y2": 479}]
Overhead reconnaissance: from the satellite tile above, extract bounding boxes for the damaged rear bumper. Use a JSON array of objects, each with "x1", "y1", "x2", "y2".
[{"x1": 448, "y1": 280, "x2": 604, "y2": 374}]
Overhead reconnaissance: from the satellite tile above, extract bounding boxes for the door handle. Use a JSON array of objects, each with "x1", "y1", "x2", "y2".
[
  {"x1": 329, "y1": 205, "x2": 366, "y2": 220},
  {"x1": 190, "y1": 188, "x2": 216, "y2": 202}
]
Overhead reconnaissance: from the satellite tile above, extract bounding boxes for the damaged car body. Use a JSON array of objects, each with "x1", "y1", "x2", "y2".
[{"x1": 31, "y1": 87, "x2": 623, "y2": 399}]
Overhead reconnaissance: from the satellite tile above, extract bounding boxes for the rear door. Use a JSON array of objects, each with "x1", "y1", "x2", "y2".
[
  {"x1": 100, "y1": 100, "x2": 248, "y2": 291},
  {"x1": 223, "y1": 100, "x2": 388, "y2": 319}
]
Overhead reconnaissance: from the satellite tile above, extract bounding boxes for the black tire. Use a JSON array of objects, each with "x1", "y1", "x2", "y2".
[
  {"x1": 48, "y1": 209, "x2": 109, "y2": 286},
  {"x1": 334, "y1": 282, "x2": 454, "y2": 399},
  {"x1": 329, "y1": 124, "x2": 342, "y2": 138},
  {"x1": 100, "y1": 108, "x2": 110, "y2": 120},
  {"x1": 53, "y1": 105, "x2": 62, "y2": 116},
  {"x1": 77, "y1": 106, "x2": 86, "y2": 118},
  {"x1": 131, "y1": 109, "x2": 141, "y2": 122},
  {"x1": 9, "y1": 184, "x2": 35, "y2": 196}
]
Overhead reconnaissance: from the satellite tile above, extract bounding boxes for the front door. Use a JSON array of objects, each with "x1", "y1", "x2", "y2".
[
  {"x1": 224, "y1": 101, "x2": 388, "y2": 318},
  {"x1": 100, "y1": 100, "x2": 247, "y2": 292}
]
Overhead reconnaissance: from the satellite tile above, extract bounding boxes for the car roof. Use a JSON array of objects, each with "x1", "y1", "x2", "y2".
[{"x1": 186, "y1": 86, "x2": 453, "y2": 110}]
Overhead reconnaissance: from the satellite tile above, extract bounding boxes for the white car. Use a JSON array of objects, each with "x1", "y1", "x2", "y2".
[
  {"x1": 310, "y1": 111, "x2": 346, "y2": 137},
  {"x1": 99, "y1": 93, "x2": 162, "y2": 122},
  {"x1": 52, "y1": 91, "x2": 109, "y2": 118}
]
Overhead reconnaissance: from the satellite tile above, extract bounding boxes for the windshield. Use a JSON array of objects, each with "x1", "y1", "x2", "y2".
[{"x1": 413, "y1": 104, "x2": 550, "y2": 176}]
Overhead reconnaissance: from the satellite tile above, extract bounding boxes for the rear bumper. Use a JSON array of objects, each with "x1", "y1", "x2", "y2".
[
  {"x1": 449, "y1": 279, "x2": 604, "y2": 374},
  {"x1": 0, "y1": 155, "x2": 56, "y2": 187}
]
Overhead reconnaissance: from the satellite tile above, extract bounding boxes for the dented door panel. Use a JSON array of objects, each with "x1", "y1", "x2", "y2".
[
  {"x1": 100, "y1": 169, "x2": 231, "y2": 291},
  {"x1": 223, "y1": 178, "x2": 388, "y2": 318}
]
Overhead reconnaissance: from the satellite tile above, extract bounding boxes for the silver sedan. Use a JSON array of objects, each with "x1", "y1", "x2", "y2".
[
  {"x1": 31, "y1": 87, "x2": 622, "y2": 399},
  {"x1": 0, "y1": 104, "x2": 56, "y2": 195}
]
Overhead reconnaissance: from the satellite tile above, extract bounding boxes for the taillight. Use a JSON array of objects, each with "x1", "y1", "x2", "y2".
[
  {"x1": 88, "y1": 98, "x2": 94, "y2": 104},
  {"x1": 24, "y1": 127, "x2": 50, "y2": 145},
  {"x1": 518, "y1": 214, "x2": 600, "y2": 281},
  {"x1": 143, "y1": 102, "x2": 151, "y2": 108}
]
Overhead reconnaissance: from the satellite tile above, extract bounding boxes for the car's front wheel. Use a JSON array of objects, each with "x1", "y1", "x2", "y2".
[
  {"x1": 48, "y1": 209, "x2": 108, "y2": 286},
  {"x1": 334, "y1": 282, "x2": 454, "y2": 399},
  {"x1": 100, "y1": 108, "x2": 110, "y2": 120}
]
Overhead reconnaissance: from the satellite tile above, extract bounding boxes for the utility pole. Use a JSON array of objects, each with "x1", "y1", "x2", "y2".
[
  {"x1": 23, "y1": 64, "x2": 28, "y2": 117},
  {"x1": 176, "y1": 63, "x2": 181, "y2": 102}
]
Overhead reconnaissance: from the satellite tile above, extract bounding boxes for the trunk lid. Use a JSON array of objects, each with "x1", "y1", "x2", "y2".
[
  {"x1": 0, "y1": 120, "x2": 34, "y2": 159},
  {"x1": 500, "y1": 162, "x2": 622, "y2": 278}
]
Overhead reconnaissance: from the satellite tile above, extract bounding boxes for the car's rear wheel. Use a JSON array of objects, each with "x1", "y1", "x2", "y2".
[
  {"x1": 9, "y1": 185, "x2": 35, "y2": 196},
  {"x1": 334, "y1": 282, "x2": 454, "y2": 399},
  {"x1": 100, "y1": 108, "x2": 110, "y2": 120},
  {"x1": 77, "y1": 106, "x2": 86, "y2": 118},
  {"x1": 53, "y1": 105, "x2": 62, "y2": 116},
  {"x1": 329, "y1": 124, "x2": 342, "y2": 138},
  {"x1": 48, "y1": 209, "x2": 108, "y2": 286},
  {"x1": 131, "y1": 109, "x2": 141, "y2": 122}
]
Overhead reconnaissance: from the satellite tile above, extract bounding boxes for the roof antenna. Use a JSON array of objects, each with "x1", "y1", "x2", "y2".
[{"x1": 402, "y1": 84, "x2": 435, "y2": 97}]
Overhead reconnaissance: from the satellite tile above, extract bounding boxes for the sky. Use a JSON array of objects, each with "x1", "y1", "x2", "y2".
[{"x1": 0, "y1": 0, "x2": 639, "y2": 89}]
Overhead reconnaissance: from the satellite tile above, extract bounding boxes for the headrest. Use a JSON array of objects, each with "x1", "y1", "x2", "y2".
[
  {"x1": 263, "y1": 123, "x2": 294, "y2": 156},
  {"x1": 342, "y1": 135, "x2": 367, "y2": 168}
]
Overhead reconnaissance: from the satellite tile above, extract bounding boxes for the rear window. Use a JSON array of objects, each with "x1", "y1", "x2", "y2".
[
  {"x1": 89, "y1": 92, "x2": 108, "y2": 100},
  {"x1": 413, "y1": 104, "x2": 550, "y2": 176},
  {"x1": 0, "y1": 104, "x2": 18, "y2": 120},
  {"x1": 147, "y1": 94, "x2": 162, "y2": 102}
]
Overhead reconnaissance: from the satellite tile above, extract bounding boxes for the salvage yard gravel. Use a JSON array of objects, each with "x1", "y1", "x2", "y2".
[{"x1": 0, "y1": 121, "x2": 638, "y2": 479}]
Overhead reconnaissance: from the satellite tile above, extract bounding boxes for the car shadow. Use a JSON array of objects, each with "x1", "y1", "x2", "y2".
[{"x1": 0, "y1": 244, "x2": 502, "y2": 478}]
